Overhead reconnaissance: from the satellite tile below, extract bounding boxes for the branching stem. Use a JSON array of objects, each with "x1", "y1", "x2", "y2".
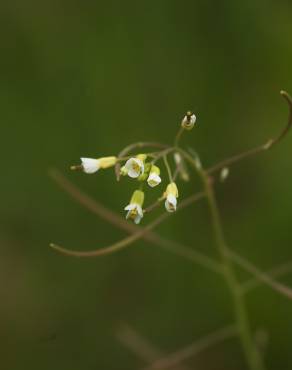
[
  {"x1": 163, "y1": 154, "x2": 173, "y2": 182},
  {"x1": 207, "y1": 91, "x2": 292, "y2": 174},
  {"x1": 178, "y1": 148, "x2": 265, "y2": 370}
]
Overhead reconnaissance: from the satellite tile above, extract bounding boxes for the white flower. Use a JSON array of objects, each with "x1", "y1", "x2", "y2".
[
  {"x1": 80, "y1": 158, "x2": 100, "y2": 174},
  {"x1": 165, "y1": 193, "x2": 177, "y2": 212},
  {"x1": 181, "y1": 112, "x2": 197, "y2": 130},
  {"x1": 148, "y1": 173, "x2": 161, "y2": 187},
  {"x1": 164, "y1": 182, "x2": 178, "y2": 212},
  {"x1": 124, "y1": 204, "x2": 143, "y2": 224},
  {"x1": 124, "y1": 157, "x2": 145, "y2": 178},
  {"x1": 75, "y1": 156, "x2": 117, "y2": 174},
  {"x1": 147, "y1": 165, "x2": 161, "y2": 187},
  {"x1": 124, "y1": 190, "x2": 144, "y2": 224}
]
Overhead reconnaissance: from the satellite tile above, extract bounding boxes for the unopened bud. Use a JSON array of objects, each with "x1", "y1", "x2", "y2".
[{"x1": 181, "y1": 111, "x2": 196, "y2": 130}]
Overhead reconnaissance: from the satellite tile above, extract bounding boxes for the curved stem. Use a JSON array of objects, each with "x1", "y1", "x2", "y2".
[
  {"x1": 163, "y1": 154, "x2": 173, "y2": 182},
  {"x1": 49, "y1": 185, "x2": 218, "y2": 275},
  {"x1": 179, "y1": 148, "x2": 265, "y2": 370},
  {"x1": 207, "y1": 90, "x2": 292, "y2": 174},
  {"x1": 50, "y1": 214, "x2": 172, "y2": 257},
  {"x1": 174, "y1": 126, "x2": 184, "y2": 147},
  {"x1": 50, "y1": 170, "x2": 292, "y2": 298}
]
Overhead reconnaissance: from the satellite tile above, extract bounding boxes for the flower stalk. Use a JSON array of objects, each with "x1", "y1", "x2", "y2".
[{"x1": 50, "y1": 90, "x2": 292, "y2": 370}]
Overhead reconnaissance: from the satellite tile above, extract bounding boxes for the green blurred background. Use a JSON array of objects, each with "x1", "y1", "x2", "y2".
[{"x1": 1, "y1": 1, "x2": 292, "y2": 369}]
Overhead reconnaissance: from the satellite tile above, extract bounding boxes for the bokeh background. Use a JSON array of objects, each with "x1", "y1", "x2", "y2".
[{"x1": 1, "y1": 1, "x2": 292, "y2": 369}]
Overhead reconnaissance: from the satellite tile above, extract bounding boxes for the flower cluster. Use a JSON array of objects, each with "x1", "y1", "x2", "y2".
[{"x1": 70, "y1": 112, "x2": 196, "y2": 224}]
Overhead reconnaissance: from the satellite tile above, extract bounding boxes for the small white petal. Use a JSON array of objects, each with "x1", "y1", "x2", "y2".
[
  {"x1": 125, "y1": 158, "x2": 144, "y2": 178},
  {"x1": 124, "y1": 203, "x2": 144, "y2": 223},
  {"x1": 147, "y1": 173, "x2": 162, "y2": 187},
  {"x1": 124, "y1": 204, "x2": 135, "y2": 211},
  {"x1": 81, "y1": 158, "x2": 100, "y2": 174},
  {"x1": 136, "y1": 205, "x2": 143, "y2": 217},
  {"x1": 134, "y1": 214, "x2": 142, "y2": 224},
  {"x1": 190, "y1": 114, "x2": 196, "y2": 125},
  {"x1": 165, "y1": 194, "x2": 177, "y2": 212}
]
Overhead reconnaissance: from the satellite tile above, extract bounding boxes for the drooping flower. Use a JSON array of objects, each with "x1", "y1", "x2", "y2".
[
  {"x1": 147, "y1": 165, "x2": 161, "y2": 187},
  {"x1": 181, "y1": 111, "x2": 196, "y2": 130},
  {"x1": 124, "y1": 190, "x2": 145, "y2": 224},
  {"x1": 124, "y1": 154, "x2": 146, "y2": 178},
  {"x1": 164, "y1": 182, "x2": 178, "y2": 212},
  {"x1": 71, "y1": 156, "x2": 117, "y2": 174}
]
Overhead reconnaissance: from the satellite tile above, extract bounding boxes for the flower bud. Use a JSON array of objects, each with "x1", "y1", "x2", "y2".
[
  {"x1": 147, "y1": 165, "x2": 162, "y2": 187},
  {"x1": 124, "y1": 190, "x2": 145, "y2": 224},
  {"x1": 181, "y1": 111, "x2": 196, "y2": 130},
  {"x1": 164, "y1": 182, "x2": 179, "y2": 212},
  {"x1": 72, "y1": 156, "x2": 117, "y2": 174}
]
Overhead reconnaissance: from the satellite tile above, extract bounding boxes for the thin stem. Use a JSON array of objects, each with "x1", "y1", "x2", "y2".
[
  {"x1": 207, "y1": 90, "x2": 292, "y2": 175},
  {"x1": 116, "y1": 152, "x2": 160, "y2": 162},
  {"x1": 179, "y1": 148, "x2": 265, "y2": 370},
  {"x1": 116, "y1": 324, "x2": 191, "y2": 370},
  {"x1": 50, "y1": 212, "x2": 174, "y2": 257},
  {"x1": 49, "y1": 192, "x2": 221, "y2": 271},
  {"x1": 143, "y1": 199, "x2": 163, "y2": 214},
  {"x1": 163, "y1": 154, "x2": 173, "y2": 182},
  {"x1": 174, "y1": 126, "x2": 185, "y2": 147},
  {"x1": 50, "y1": 169, "x2": 292, "y2": 298},
  {"x1": 49, "y1": 169, "x2": 221, "y2": 272},
  {"x1": 230, "y1": 252, "x2": 292, "y2": 299},
  {"x1": 242, "y1": 260, "x2": 292, "y2": 294},
  {"x1": 151, "y1": 147, "x2": 175, "y2": 165},
  {"x1": 142, "y1": 325, "x2": 237, "y2": 370}
]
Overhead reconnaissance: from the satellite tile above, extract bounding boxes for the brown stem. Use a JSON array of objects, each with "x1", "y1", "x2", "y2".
[
  {"x1": 142, "y1": 326, "x2": 237, "y2": 370},
  {"x1": 207, "y1": 91, "x2": 292, "y2": 174},
  {"x1": 49, "y1": 169, "x2": 292, "y2": 298},
  {"x1": 49, "y1": 171, "x2": 221, "y2": 272}
]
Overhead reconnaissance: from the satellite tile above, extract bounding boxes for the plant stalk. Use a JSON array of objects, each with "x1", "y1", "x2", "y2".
[{"x1": 179, "y1": 148, "x2": 265, "y2": 370}]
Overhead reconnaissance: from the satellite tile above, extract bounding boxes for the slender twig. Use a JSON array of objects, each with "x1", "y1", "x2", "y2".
[
  {"x1": 150, "y1": 148, "x2": 174, "y2": 165},
  {"x1": 50, "y1": 169, "x2": 292, "y2": 297},
  {"x1": 142, "y1": 326, "x2": 237, "y2": 370},
  {"x1": 178, "y1": 148, "x2": 265, "y2": 370},
  {"x1": 49, "y1": 170, "x2": 221, "y2": 273},
  {"x1": 206, "y1": 91, "x2": 292, "y2": 175},
  {"x1": 174, "y1": 126, "x2": 184, "y2": 147},
  {"x1": 163, "y1": 154, "x2": 173, "y2": 182},
  {"x1": 49, "y1": 211, "x2": 178, "y2": 257},
  {"x1": 115, "y1": 323, "x2": 163, "y2": 362},
  {"x1": 116, "y1": 324, "x2": 191, "y2": 370},
  {"x1": 143, "y1": 199, "x2": 163, "y2": 214},
  {"x1": 50, "y1": 91, "x2": 292, "y2": 370},
  {"x1": 229, "y1": 252, "x2": 292, "y2": 299},
  {"x1": 242, "y1": 261, "x2": 292, "y2": 294}
]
